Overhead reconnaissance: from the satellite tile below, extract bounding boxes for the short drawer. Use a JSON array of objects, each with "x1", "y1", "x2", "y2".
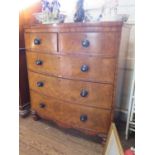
[
  {"x1": 59, "y1": 32, "x2": 119, "y2": 56},
  {"x1": 25, "y1": 32, "x2": 57, "y2": 53},
  {"x1": 26, "y1": 52, "x2": 116, "y2": 83},
  {"x1": 26, "y1": 52, "x2": 60, "y2": 76},
  {"x1": 28, "y1": 71, "x2": 113, "y2": 109},
  {"x1": 31, "y1": 91, "x2": 111, "y2": 134}
]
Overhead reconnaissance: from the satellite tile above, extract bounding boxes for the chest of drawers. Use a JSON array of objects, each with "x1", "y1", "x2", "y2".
[{"x1": 24, "y1": 22, "x2": 123, "y2": 140}]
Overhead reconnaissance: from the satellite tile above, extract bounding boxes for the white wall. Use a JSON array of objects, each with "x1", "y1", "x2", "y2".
[
  {"x1": 117, "y1": 0, "x2": 135, "y2": 22},
  {"x1": 60, "y1": 0, "x2": 135, "y2": 23},
  {"x1": 112, "y1": 0, "x2": 135, "y2": 121},
  {"x1": 114, "y1": 23, "x2": 134, "y2": 122},
  {"x1": 123, "y1": 25, "x2": 135, "y2": 108}
]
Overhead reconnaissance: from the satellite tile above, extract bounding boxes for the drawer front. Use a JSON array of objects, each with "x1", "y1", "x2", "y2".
[
  {"x1": 28, "y1": 71, "x2": 113, "y2": 109},
  {"x1": 31, "y1": 91, "x2": 111, "y2": 134},
  {"x1": 26, "y1": 52, "x2": 116, "y2": 83},
  {"x1": 26, "y1": 52, "x2": 60, "y2": 76},
  {"x1": 59, "y1": 32, "x2": 119, "y2": 56},
  {"x1": 25, "y1": 32, "x2": 57, "y2": 53}
]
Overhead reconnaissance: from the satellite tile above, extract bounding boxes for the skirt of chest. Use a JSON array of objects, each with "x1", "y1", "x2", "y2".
[{"x1": 25, "y1": 23, "x2": 122, "y2": 136}]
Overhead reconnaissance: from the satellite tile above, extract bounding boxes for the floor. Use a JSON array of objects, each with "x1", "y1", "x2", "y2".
[{"x1": 20, "y1": 115, "x2": 135, "y2": 155}]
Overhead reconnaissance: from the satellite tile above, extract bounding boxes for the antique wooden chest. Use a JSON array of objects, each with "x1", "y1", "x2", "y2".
[{"x1": 25, "y1": 22, "x2": 123, "y2": 140}]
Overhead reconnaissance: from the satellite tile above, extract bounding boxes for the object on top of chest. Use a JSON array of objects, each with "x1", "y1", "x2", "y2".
[{"x1": 74, "y1": 0, "x2": 85, "y2": 22}]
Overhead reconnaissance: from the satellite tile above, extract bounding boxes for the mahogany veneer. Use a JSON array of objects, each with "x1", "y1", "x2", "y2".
[
  {"x1": 24, "y1": 22, "x2": 123, "y2": 141},
  {"x1": 19, "y1": 10, "x2": 30, "y2": 117},
  {"x1": 31, "y1": 91, "x2": 111, "y2": 134},
  {"x1": 28, "y1": 71, "x2": 113, "y2": 109},
  {"x1": 59, "y1": 32, "x2": 119, "y2": 56},
  {"x1": 26, "y1": 52, "x2": 116, "y2": 83}
]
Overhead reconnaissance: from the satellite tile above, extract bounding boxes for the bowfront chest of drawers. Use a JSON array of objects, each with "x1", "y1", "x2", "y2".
[{"x1": 24, "y1": 22, "x2": 123, "y2": 140}]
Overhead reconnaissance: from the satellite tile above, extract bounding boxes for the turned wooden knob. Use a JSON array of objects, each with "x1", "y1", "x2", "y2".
[
  {"x1": 81, "y1": 64, "x2": 89, "y2": 72},
  {"x1": 34, "y1": 38, "x2": 41, "y2": 45},
  {"x1": 82, "y1": 40, "x2": 90, "y2": 48},
  {"x1": 37, "y1": 81, "x2": 44, "y2": 87},
  {"x1": 39, "y1": 103, "x2": 46, "y2": 108},
  {"x1": 35, "y1": 60, "x2": 43, "y2": 65},
  {"x1": 80, "y1": 89, "x2": 88, "y2": 97},
  {"x1": 80, "y1": 114, "x2": 88, "y2": 122}
]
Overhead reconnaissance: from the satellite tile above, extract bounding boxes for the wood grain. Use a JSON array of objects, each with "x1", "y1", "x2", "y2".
[
  {"x1": 20, "y1": 116, "x2": 103, "y2": 155},
  {"x1": 59, "y1": 32, "x2": 118, "y2": 56},
  {"x1": 24, "y1": 21, "x2": 123, "y2": 33},
  {"x1": 28, "y1": 71, "x2": 113, "y2": 109},
  {"x1": 26, "y1": 52, "x2": 116, "y2": 83},
  {"x1": 25, "y1": 32, "x2": 57, "y2": 53},
  {"x1": 31, "y1": 91, "x2": 111, "y2": 135}
]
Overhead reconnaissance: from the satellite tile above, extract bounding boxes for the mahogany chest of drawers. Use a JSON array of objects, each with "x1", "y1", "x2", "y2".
[{"x1": 24, "y1": 22, "x2": 123, "y2": 140}]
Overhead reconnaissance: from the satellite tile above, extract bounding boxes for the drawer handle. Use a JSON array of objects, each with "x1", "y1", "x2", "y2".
[
  {"x1": 80, "y1": 114, "x2": 88, "y2": 122},
  {"x1": 82, "y1": 40, "x2": 90, "y2": 48},
  {"x1": 81, "y1": 64, "x2": 89, "y2": 72},
  {"x1": 37, "y1": 81, "x2": 44, "y2": 87},
  {"x1": 39, "y1": 103, "x2": 46, "y2": 108},
  {"x1": 34, "y1": 38, "x2": 41, "y2": 45},
  {"x1": 80, "y1": 89, "x2": 88, "y2": 97},
  {"x1": 36, "y1": 60, "x2": 43, "y2": 65}
]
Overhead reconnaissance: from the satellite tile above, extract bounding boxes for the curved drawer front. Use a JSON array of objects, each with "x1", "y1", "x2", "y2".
[
  {"x1": 59, "y1": 32, "x2": 119, "y2": 56},
  {"x1": 25, "y1": 32, "x2": 57, "y2": 53},
  {"x1": 26, "y1": 52, "x2": 60, "y2": 76},
  {"x1": 31, "y1": 91, "x2": 111, "y2": 134},
  {"x1": 26, "y1": 52, "x2": 116, "y2": 83},
  {"x1": 28, "y1": 71, "x2": 113, "y2": 109}
]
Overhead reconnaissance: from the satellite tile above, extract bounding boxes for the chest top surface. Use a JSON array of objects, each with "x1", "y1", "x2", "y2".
[{"x1": 24, "y1": 21, "x2": 123, "y2": 33}]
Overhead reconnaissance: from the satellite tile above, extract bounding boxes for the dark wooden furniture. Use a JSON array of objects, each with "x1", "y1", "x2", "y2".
[
  {"x1": 19, "y1": 11, "x2": 30, "y2": 117},
  {"x1": 19, "y1": 2, "x2": 42, "y2": 117},
  {"x1": 24, "y1": 22, "x2": 123, "y2": 140}
]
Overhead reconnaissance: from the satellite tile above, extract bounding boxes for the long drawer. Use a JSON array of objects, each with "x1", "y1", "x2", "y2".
[
  {"x1": 28, "y1": 71, "x2": 113, "y2": 109},
  {"x1": 59, "y1": 32, "x2": 119, "y2": 56},
  {"x1": 26, "y1": 52, "x2": 116, "y2": 83},
  {"x1": 31, "y1": 91, "x2": 111, "y2": 134}
]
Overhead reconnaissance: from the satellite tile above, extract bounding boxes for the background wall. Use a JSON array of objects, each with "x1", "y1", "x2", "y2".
[
  {"x1": 115, "y1": 23, "x2": 135, "y2": 122},
  {"x1": 116, "y1": 0, "x2": 135, "y2": 121},
  {"x1": 117, "y1": 0, "x2": 135, "y2": 22}
]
